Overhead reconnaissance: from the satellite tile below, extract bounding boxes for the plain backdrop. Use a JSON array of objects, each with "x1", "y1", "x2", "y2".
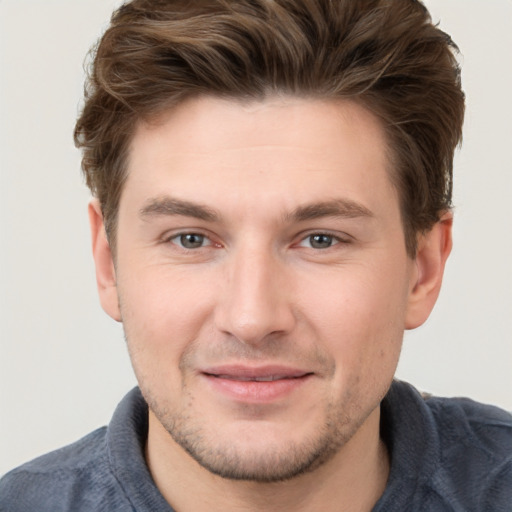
[{"x1": 1, "y1": 0, "x2": 511, "y2": 476}]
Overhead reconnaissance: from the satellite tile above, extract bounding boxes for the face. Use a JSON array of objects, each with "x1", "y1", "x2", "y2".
[{"x1": 92, "y1": 96, "x2": 438, "y2": 482}]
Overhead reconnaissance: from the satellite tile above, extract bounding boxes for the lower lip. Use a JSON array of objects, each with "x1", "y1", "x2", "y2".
[{"x1": 202, "y1": 374, "x2": 312, "y2": 403}]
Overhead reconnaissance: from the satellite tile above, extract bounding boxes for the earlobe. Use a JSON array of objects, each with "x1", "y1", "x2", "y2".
[
  {"x1": 88, "y1": 200, "x2": 122, "y2": 322},
  {"x1": 405, "y1": 212, "x2": 453, "y2": 330}
]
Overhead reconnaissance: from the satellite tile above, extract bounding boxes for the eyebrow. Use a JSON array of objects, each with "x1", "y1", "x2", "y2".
[
  {"x1": 140, "y1": 197, "x2": 219, "y2": 222},
  {"x1": 286, "y1": 199, "x2": 374, "y2": 222},
  {"x1": 139, "y1": 196, "x2": 373, "y2": 224}
]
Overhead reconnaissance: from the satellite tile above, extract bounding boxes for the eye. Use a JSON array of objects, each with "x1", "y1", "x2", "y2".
[
  {"x1": 171, "y1": 233, "x2": 211, "y2": 249},
  {"x1": 299, "y1": 233, "x2": 343, "y2": 249}
]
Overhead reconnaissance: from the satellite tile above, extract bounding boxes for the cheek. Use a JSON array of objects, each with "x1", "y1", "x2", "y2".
[
  {"x1": 299, "y1": 262, "x2": 408, "y2": 378},
  {"x1": 116, "y1": 265, "x2": 216, "y2": 377}
]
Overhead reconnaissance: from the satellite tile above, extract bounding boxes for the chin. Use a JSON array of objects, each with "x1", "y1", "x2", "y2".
[
  {"x1": 153, "y1": 400, "x2": 359, "y2": 483},
  {"x1": 177, "y1": 428, "x2": 346, "y2": 483}
]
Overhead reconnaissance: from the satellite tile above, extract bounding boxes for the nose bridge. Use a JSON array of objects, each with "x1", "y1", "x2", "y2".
[{"x1": 215, "y1": 239, "x2": 293, "y2": 344}]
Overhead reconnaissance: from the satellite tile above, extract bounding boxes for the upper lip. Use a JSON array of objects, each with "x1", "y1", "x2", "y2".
[{"x1": 201, "y1": 365, "x2": 313, "y2": 381}]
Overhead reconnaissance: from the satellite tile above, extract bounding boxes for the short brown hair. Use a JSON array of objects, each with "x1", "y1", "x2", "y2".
[{"x1": 74, "y1": 0, "x2": 465, "y2": 256}]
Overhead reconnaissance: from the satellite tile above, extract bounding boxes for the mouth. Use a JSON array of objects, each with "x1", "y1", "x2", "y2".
[
  {"x1": 209, "y1": 374, "x2": 305, "y2": 382},
  {"x1": 200, "y1": 365, "x2": 314, "y2": 402}
]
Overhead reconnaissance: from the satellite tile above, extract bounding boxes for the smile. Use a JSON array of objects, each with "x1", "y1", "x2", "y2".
[
  {"x1": 210, "y1": 374, "x2": 304, "y2": 382},
  {"x1": 200, "y1": 366, "x2": 314, "y2": 402}
]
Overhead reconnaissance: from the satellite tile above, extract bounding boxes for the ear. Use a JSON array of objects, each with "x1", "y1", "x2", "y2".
[
  {"x1": 88, "y1": 200, "x2": 122, "y2": 322},
  {"x1": 405, "y1": 212, "x2": 453, "y2": 329}
]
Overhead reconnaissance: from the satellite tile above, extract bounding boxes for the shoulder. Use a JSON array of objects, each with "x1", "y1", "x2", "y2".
[
  {"x1": 0, "y1": 427, "x2": 130, "y2": 512},
  {"x1": 388, "y1": 380, "x2": 512, "y2": 459},
  {"x1": 426, "y1": 394, "x2": 512, "y2": 508},
  {"x1": 379, "y1": 381, "x2": 512, "y2": 511},
  {"x1": 425, "y1": 393, "x2": 512, "y2": 456}
]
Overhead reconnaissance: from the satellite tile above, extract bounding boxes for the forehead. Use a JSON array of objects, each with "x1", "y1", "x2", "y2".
[
  {"x1": 133, "y1": 95, "x2": 388, "y2": 164},
  {"x1": 123, "y1": 95, "x2": 398, "y2": 220}
]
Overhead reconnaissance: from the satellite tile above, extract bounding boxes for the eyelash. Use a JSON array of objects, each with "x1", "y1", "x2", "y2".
[
  {"x1": 297, "y1": 232, "x2": 350, "y2": 250},
  {"x1": 165, "y1": 232, "x2": 216, "y2": 250},
  {"x1": 163, "y1": 231, "x2": 351, "y2": 251}
]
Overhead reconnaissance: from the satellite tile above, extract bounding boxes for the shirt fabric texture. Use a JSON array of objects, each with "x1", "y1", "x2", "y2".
[{"x1": 1, "y1": 380, "x2": 511, "y2": 511}]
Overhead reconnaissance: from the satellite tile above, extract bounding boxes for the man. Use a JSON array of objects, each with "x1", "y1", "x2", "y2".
[{"x1": 1, "y1": 0, "x2": 510, "y2": 510}]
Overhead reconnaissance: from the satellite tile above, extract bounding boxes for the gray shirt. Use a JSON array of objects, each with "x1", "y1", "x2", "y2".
[{"x1": 1, "y1": 380, "x2": 511, "y2": 511}]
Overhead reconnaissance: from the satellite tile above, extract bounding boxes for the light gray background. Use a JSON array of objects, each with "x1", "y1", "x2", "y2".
[{"x1": 1, "y1": 0, "x2": 511, "y2": 476}]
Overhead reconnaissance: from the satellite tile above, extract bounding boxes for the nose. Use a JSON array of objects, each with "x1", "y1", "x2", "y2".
[{"x1": 214, "y1": 243, "x2": 296, "y2": 345}]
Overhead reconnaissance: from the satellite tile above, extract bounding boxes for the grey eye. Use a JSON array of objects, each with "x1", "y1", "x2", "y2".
[
  {"x1": 309, "y1": 234, "x2": 334, "y2": 249},
  {"x1": 179, "y1": 233, "x2": 206, "y2": 249}
]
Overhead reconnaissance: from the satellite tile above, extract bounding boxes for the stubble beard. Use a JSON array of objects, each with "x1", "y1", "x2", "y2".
[
  {"x1": 141, "y1": 382, "x2": 372, "y2": 484},
  {"x1": 125, "y1": 324, "x2": 386, "y2": 484}
]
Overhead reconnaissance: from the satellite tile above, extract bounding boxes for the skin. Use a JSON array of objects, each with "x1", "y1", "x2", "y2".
[{"x1": 90, "y1": 96, "x2": 452, "y2": 511}]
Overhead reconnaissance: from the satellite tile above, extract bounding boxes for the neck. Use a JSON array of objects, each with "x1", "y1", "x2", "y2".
[{"x1": 146, "y1": 406, "x2": 389, "y2": 512}]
